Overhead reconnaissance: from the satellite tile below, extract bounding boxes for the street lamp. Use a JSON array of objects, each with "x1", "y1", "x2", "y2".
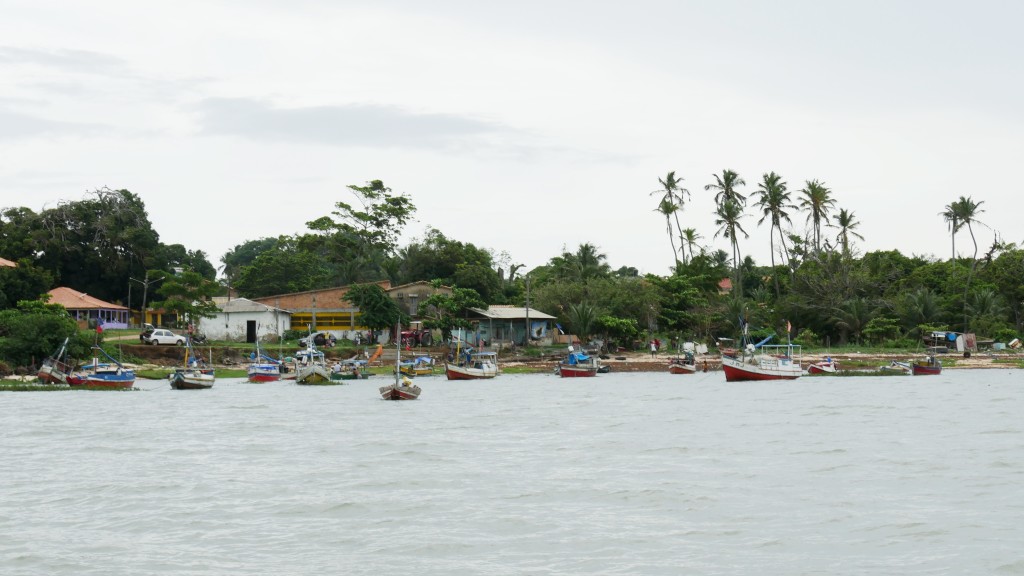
[{"x1": 130, "y1": 272, "x2": 165, "y2": 327}]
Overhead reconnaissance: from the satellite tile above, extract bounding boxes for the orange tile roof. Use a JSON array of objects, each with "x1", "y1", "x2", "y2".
[
  {"x1": 46, "y1": 287, "x2": 128, "y2": 310},
  {"x1": 0, "y1": 257, "x2": 16, "y2": 268}
]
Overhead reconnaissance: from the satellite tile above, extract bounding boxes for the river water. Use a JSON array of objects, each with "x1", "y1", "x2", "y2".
[{"x1": 2, "y1": 370, "x2": 1023, "y2": 575}]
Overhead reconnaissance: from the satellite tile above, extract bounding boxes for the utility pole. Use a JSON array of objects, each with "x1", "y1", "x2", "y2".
[
  {"x1": 524, "y1": 277, "x2": 530, "y2": 348},
  {"x1": 130, "y1": 271, "x2": 165, "y2": 326}
]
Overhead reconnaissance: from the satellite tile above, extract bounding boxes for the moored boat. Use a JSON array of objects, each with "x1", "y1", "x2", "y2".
[
  {"x1": 721, "y1": 343, "x2": 802, "y2": 382},
  {"x1": 247, "y1": 338, "x2": 282, "y2": 382},
  {"x1": 169, "y1": 338, "x2": 215, "y2": 389},
  {"x1": 668, "y1": 350, "x2": 697, "y2": 375},
  {"x1": 445, "y1": 350, "x2": 499, "y2": 380},
  {"x1": 807, "y1": 357, "x2": 839, "y2": 375},
  {"x1": 399, "y1": 356, "x2": 436, "y2": 377},
  {"x1": 68, "y1": 346, "x2": 136, "y2": 388},
  {"x1": 557, "y1": 347, "x2": 599, "y2": 378},
  {"x1": 380, "y1": 321, "x2": 422, "y2": 400},
  {"x1": 38, "y1": 337, "x2": 74, "y2": 384},
  {"x1": 911, "y1": 354, "x2": 942, "y2": 376}
]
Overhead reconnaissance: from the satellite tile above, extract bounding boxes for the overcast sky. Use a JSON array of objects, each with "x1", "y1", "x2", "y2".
[{"x1": 2, "y1": 0, "x2": 1022, "y2": 277}]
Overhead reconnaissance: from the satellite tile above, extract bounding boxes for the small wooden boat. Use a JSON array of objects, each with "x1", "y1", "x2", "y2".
[
  {"x1": 399, "y1": 356, "x2": 436, "y2": 377},
  {"x1": 247, "y1": 336, "x2": 282, "y2": 382},
  {"x1": 879, "y1": 360, "x2": 911, "y2": 374},
  {"x1": 556, "y1": 348, "x2": 599, "y2": 378},
  {"x1": 911, "y1": 355, "x2": 942, "y2": 376},
  {"x1": 68, "y1": 346, "x2": 136, "y2": 388},
  {"x1": 380, "y1": 321, "x2": 421, "y2": 400},
  {"x1": 668, "y1": 350, "x2": 697, "y2": 374},
  {"x1": 807, "y1": 358, "x2": 839, "y2": 375},
  {"x1": 445, "y1": 351, "x2": 499, "y2": 380},
  {"x1": 169, "y1": 338, "x2": 215, "y2": 389},
  {"x1": 38, "y1": 337, "x2": 74, "y2": 384}
]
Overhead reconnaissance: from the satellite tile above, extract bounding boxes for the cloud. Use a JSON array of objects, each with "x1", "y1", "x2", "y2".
[
  {"x1": 0, "y1": 108, "x2": 102, "y2": 140},
  {"x1": 0, "y1": 46, "x2": 130, "y2": 77},
  {"x1": 191, "y1": 98, "x2": 510, "y2": 149}
]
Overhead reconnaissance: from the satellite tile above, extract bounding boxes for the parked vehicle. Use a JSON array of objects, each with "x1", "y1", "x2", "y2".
[
  {"x1": 143, "y1": 328, "x2": 186, "y2": 346},
  {"x1": 139, "y1": 323, "x2": 156, "y2": 343}
]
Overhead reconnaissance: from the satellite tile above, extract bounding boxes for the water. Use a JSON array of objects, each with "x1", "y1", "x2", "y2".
[{"x1": 2, "y1": 370, "x2": 1023, "y2": 575}]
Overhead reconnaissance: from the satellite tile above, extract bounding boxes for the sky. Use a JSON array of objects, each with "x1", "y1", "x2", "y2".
[{"x1": 2, "y1": 0, "x2": 1023, "y2": 278}]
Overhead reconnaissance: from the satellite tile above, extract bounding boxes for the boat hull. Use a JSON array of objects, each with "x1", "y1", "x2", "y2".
[
  {"x1": 911, "y1": 364, "x2": 942, "y2": 376},
  {"x1": 722, "y1": 356, "x2": 801, "y2": 382},
  {"x1": 74, "y1": 372, "x2": 136, "y2": 388},
  {"x1": 668, "y1": 363, "x2": 696, "y2": 375},
  {"x1": 379, "y1": 382, "x2": 421, "y2": 400},
  {"x1": 295, "y1": 364, "x2": 332, "y2": 384},
  {"x1": 169, "y1": 370, "x2": 215, "y2": 389},
  {"x1": 557, "y1": 364, "x2": 598, "y2": 377},
  {"x1": 807, "y1": 361, "x2": 839, "y2": 375},
  {"x1": 445, "y1": 363, "x2": 498, "y2": 380},
  {"x1": 38, "y1": 362, "x2": 71, "y2": 384},
  {"x1": 247, "y1": 364, "x2": 281, "y2": 382}
]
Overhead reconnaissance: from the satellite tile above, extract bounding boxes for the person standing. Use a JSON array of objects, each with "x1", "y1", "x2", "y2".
[{"x1": 650, "y1": 340, "x2": 657, "y2": 357}]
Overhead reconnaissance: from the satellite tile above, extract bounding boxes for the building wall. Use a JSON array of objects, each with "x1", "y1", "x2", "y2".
[{"x1": 198, "y1": 311, "x2": 291, "y2": 342}]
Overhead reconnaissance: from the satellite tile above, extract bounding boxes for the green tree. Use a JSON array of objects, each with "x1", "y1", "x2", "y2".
[
  {"x1": 417, "y1": 284, "x2": 487, "y2": 342},
  {"x1": 754, "y1": 171, "x2": 795, "y2": 296},
  {"x1": 650, "y1": 171, "x2": 689, "y2": 265},
  {"x1": 233, "y1": 240, "x2": 331, "y2": 298},
  {"x1": 713, "y1": 199, "x2": 748, "y2": 298},
  {"x1": 0, "y1": 259, "x2": 54, "y2": 310},
  {"x1": 832, "y1": 208, "x2": 864, "y2": 257},
  {"x1": 220, "y1": 237, "x2": 280, "y2": 285},
  {"x1": 306, "y1": 179, "x2": 416, "y2": 284},
  {"x1": 705, "y1": 169, "x2": 747, "y2": 206},
  {"x1": 346, "y1": 283, "x2": 409, "y2": 334},
  {"x1": 680, "y1": 228, "x2": 703, "y2": 265},
  {"x1": 950, "y1": 196, "x2": 985, "y2": 330},
  {"x1": 566, "y1": 302, "x2": 600, "y2": 343},
  {"x1": 152, "y1": 270, "x2": 221, "y2": 328},
  {"x1": 0, "y1": 300, "x2": 85, "y2": 367},
  {"x1": 797, "y1": 180, "x2": 835, "y2": 253}
]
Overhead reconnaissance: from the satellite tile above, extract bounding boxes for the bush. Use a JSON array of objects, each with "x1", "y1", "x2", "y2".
[
  {"x1": 794, "y1": 328, "x2": 820, "y2": 347},
  {"x1": 993, "y1": 328, "x2": 1019, "y2": 344},
  {"x1": 0, "y1": 361, "x2": 11, "y2": 377},
  {"x1": 282, "y1": 329, "x2": 306, "y2": 341}
]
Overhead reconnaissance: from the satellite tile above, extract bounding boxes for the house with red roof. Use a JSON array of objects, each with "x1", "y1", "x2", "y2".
[{"x1": 46, "y1": 287, "x2": 130, "y2": 329}]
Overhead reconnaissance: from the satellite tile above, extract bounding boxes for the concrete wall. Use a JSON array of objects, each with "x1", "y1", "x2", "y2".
[{"x1": 198, "y1": 311, "x2": 291, "y2": 342}]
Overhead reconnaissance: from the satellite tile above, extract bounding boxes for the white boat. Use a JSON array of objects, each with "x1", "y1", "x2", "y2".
[
  {"x1": 169, "y1": 338, "x2": 215, "y2": 389},
  {"x1": 445, "y1": 350, "x2": 499, "y2": 380},
  {"x1": 721, "y1": 343, "x2": 802, "y2": 382}
]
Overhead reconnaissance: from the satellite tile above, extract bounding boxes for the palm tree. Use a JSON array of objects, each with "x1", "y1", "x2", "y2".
[
  {"x1": 680, "y1": 228, "x2": 703, "y2": 265},
  {"x1": 902, "y1": 287, "x2": 940, "y2": 337},
  {"x1": 714, "y1": 199, "x2": 749, "y2": 297},
  {"x1": 705, "y1": 169, "x2": 747, "y2": 207},
  {"x1": 798, "y1": 180, "x2": 836, "y2": 253},
  {"x1": 939, "y1": 202, "x2": 961, "y2": 262},
  {"x1": 654, "y1": 199, "x2": 680, "y2": 266},
  {"x1": 951, "y1": 196, "x2": 986, "y2": 330},
  {"x1": 832, "y1": 208, "x2": 865, "y2": 256},
  {"x1": 651, "y1": 171, "x2": 690, "y2": 266},
  {"x1": 754, "y1": 171, "x2": 795, "y2": 296}
]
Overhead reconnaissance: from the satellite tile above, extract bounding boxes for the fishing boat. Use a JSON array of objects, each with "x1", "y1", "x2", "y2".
[
  {"x1": 807, "y1": 357, "x2": 839, "y2": 375},
  {"x1": 911, "y1": 354, "x2": 942, "y2": 376},
  {"x1": 445, "y1": 349, "x2": 499, "y2": 380},
  {"x1": 330, "y1": 366, "x2": 370, "y2": 382},
  {"x1": 556, "y1": 346, "x2": 599, "y2": 377},
  {"x1": 293, "y1": 343, "x2": 332, "y2": 385},
  {"x1": 169, "y1": 338, "x2": 215, "y2": 389},
  {"x1": 380, "y1": 322, "x2": 422, "y2": 400},
  {"x1": 721, "y1": 332, "x2": 802, "y2": 381},
  {"x1": 38, "y1": 337, "x2": 74, "y2": 384},
  {"x1": 247, "y1": 337, "x2": 282, "y2": 383},
  {"x1": 879, "y1": 360, "x2": 911, "y2": 374},
  {"x1": 399, "y1": 355, "x2": 436, "y2": 377},
  {"x1": 67, "y1": 346, "x2": 136, "y2": 388},
  {"x1": 668, "y1": 349, "x2": 697, "y2": 375}
]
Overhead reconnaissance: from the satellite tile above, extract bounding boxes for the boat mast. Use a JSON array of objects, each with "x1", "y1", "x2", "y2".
[{"x1": 394, "y1": 320, "x2": 401, "y2": 386}]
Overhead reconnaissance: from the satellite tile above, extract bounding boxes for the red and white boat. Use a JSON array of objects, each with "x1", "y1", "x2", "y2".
[
  {"x1": 556, "y1": 348, "x2": 599, "y2": 378},
  {"x1": 445, "y1": 351, "x2": 499, "y2": 380},
  {"x1": 247, "y1": 338, "x2": 282, "y2": 382},
  {"x1": 721, "y1": 344, "x2": 802, "y2": 382},
  {"x1": 668, "y1": 350, "x2": 697, "y2": 374},
  {"x1": 807, "y1": 357, "x2": 839, "y2": 375},
  {"x1": 910, "y1": 355, "x2": 942, "y2": 376}
]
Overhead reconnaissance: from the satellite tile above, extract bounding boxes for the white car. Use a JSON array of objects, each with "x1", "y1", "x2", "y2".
[{"x1": 144, "y1": 328, "x2": 186, "y2": 346}]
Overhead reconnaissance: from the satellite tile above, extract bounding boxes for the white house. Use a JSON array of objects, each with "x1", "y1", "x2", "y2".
[{"x1": 199, "y1": 297, "x2": 291, "y2": 342}]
